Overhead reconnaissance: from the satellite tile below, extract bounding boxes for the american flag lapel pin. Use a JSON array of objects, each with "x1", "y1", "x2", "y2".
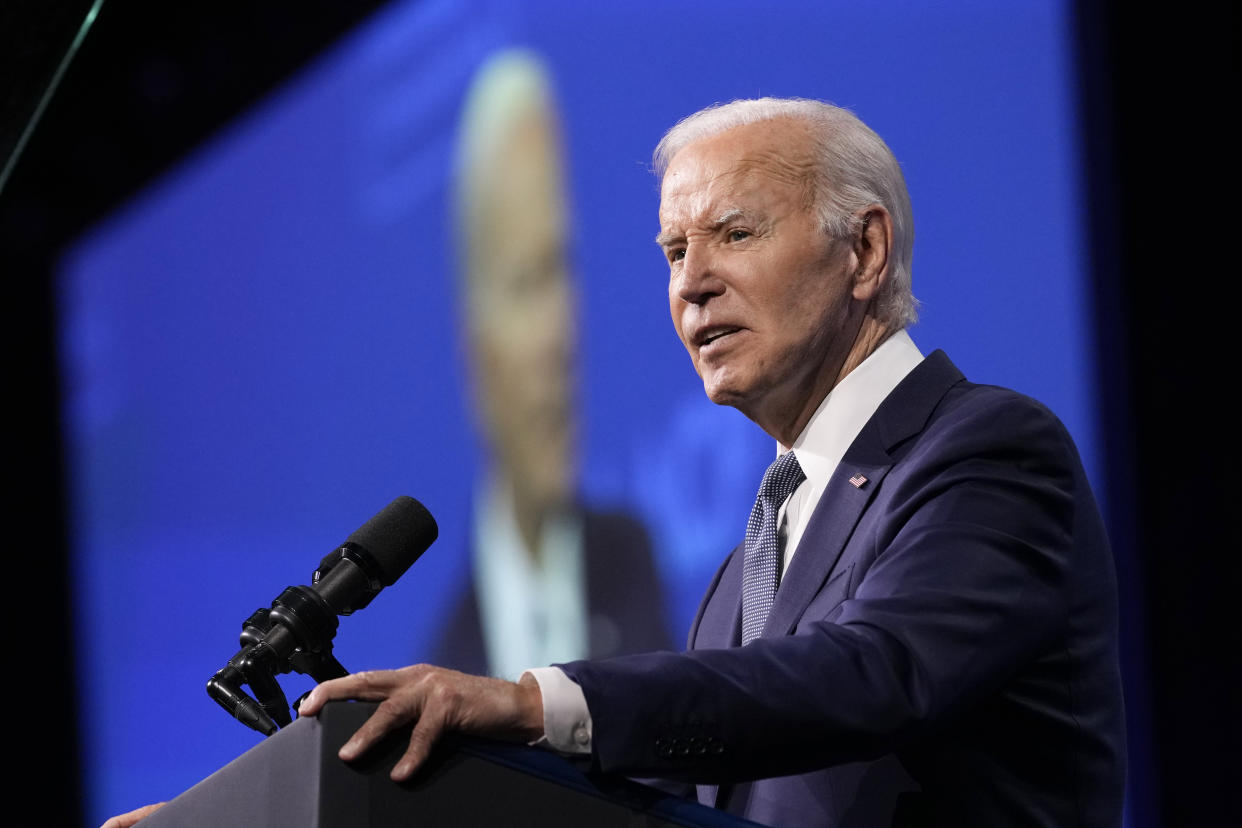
[{"x1": 849, "y1": 473, "x2": 868, "y2": 489}]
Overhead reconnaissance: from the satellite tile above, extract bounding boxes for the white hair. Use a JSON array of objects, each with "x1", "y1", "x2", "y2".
[{"x1": 654, "y1": 98, "x2": 918, "y2": 328}]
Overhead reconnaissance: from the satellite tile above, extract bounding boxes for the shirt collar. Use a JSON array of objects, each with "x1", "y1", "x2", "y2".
[{"x1": 788, "y1": 329, "x2": 924, "y2": 486}]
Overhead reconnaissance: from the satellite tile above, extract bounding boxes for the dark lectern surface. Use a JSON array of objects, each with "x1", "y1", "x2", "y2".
[{"x1": 141, "y1": 701, "x2": 762, "y2": 827}]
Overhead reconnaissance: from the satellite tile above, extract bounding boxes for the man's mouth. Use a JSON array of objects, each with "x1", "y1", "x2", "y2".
[{"x1": 697, "y1": 326, "x2": 742, "y2": 348}]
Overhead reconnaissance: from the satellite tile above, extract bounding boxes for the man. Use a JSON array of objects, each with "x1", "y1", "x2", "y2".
[
  {"x1": 536, "y1": 102, "x2": 1127, "y2": 827},
  {"x1": 108, "y1": 98, "x2": 1125, "y2": 827},
  {"x1": 435, "y1": 48, "x2": 670, "y2": 678}
]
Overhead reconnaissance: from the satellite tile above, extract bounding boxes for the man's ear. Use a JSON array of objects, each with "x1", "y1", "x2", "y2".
[{"x1": 852, "y1": 206, "x2": 892, "y2": 301}]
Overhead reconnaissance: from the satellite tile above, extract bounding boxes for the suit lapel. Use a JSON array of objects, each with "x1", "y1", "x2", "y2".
[
  {"x1": 763, "y1": 454, "x2": 891, "y2": 637},
  {"x1": 764, "y1": 351, "x2": 965, "y2": 637}
]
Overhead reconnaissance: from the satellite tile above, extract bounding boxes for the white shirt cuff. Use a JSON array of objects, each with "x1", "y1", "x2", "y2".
[{"x1": 522, "y1": 667, "x2": 592, "y2": 754}]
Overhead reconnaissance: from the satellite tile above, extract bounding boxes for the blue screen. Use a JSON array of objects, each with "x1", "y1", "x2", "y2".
[{"x1": 57, "y1": 1, "x2": 1103, "y2": 823}]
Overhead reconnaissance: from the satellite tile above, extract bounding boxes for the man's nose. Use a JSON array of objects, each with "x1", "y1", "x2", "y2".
[{"x1": 674, "y1": 245, "x2": 725, "y2": 305}]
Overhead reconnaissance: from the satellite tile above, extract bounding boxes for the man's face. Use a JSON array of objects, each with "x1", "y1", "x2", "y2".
[
  {"x1": 659, "y1": 120, "x2": 862, "y2": 439},
  {"x1": 467, "y1": 108, "x2": 574, "y2": 509}
]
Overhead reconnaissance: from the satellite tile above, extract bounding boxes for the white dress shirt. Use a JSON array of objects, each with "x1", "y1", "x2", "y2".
[
  {"x1": 780, "y1": 329, "x2": 925, "y2": 574},
  {"x1": 475, "y1": 477, "x2": 588, "y2": 681},
  {"x1": 527, "y1": 330, "x2": 925, "y2": 753}
]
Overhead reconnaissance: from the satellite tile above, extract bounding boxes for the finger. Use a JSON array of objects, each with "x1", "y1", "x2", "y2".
[
  {"x1": 100, "y1": 802, "x2": 166, "y2": 828},
  {"x1": 391, "y1": 707, "x2": 446, "y2": 781},
  {"x1": 300, "y1": 670, "x2": 399, "y2": 716},
  {"x1": 340, "y1": 696, "x2": 422, "y2": 762}
]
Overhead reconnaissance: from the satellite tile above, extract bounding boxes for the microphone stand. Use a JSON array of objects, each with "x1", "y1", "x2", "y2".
[{"x1": 207, "y1": 548, "x2": 370, "y2": 736}]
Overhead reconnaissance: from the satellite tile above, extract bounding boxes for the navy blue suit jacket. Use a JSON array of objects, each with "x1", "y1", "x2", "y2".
[{"x1": 561, "y1": 351, "x2": 1126, "y2": 827}]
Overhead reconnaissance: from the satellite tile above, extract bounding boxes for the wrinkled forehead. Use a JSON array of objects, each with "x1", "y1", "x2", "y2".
[
  {"x1": 660, "y1": 121, "x2": 817, "y2": 216},
  {"x1": 659, "y1": 148, "x2": 818, "y2": 235}
]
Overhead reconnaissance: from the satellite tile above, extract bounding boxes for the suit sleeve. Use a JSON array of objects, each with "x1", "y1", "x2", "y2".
[{"x1": 559, "y1": 390, "x2": 1104, "y2": 784}]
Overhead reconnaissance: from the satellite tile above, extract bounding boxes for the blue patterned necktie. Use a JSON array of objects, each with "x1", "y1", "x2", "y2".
[{"x1": 741, "y1": 450, "x2": 806, "y2": 645}]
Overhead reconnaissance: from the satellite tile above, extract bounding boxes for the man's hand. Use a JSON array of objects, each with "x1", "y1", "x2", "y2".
[
  {"x1": 100, "y1": 802, "x2": 165, "y2": 828},
  {"x1": 298, "y1": 665, "x2": 544, "y2": 781}
]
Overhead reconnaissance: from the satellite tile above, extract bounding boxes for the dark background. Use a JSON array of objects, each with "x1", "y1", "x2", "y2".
[{"x1": 2, "y1": 1, "x2": 1233, "y2": 824}]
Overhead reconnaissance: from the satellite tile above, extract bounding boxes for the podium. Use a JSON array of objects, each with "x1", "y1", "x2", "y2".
[{"x1": 141, "y1": 701, "x2": 761, "y2": 826}]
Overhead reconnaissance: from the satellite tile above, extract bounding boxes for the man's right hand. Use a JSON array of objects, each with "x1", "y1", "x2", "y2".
[
  {"x1": 100, "y1": 802, "x2": 165, "y2": 828},
  {"x1": 298, "y1": 663, "x2": 545, "y2": 781}
]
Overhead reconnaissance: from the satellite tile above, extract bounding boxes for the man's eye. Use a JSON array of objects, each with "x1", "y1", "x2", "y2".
[
  {"x1": 668, "y1": 248, "x2": 686, "y2": 263},
  {"x1": 727, "y1": 229, "x2": 750, "y2": 242}
]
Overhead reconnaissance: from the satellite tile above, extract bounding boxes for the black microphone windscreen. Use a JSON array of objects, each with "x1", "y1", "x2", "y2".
[{"x1": 346, "y1": 496, "x2": 438, "y2": 585}]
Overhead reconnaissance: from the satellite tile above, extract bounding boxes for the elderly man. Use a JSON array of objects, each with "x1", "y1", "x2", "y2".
[
  {"x1": 110, "y1": 98, "x2": 1124, "y2": 828},
  {"x1": 436, "y1": 48, "x2": 670, "y2": 679}
]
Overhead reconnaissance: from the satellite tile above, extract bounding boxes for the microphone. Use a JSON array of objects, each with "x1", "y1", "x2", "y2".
[
  {"x1": 311, "y1": 494, "x2": 439, "y2": 615},
  {"x1": 208, "y1": 496, "x2": 438, "y2": 735}
]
